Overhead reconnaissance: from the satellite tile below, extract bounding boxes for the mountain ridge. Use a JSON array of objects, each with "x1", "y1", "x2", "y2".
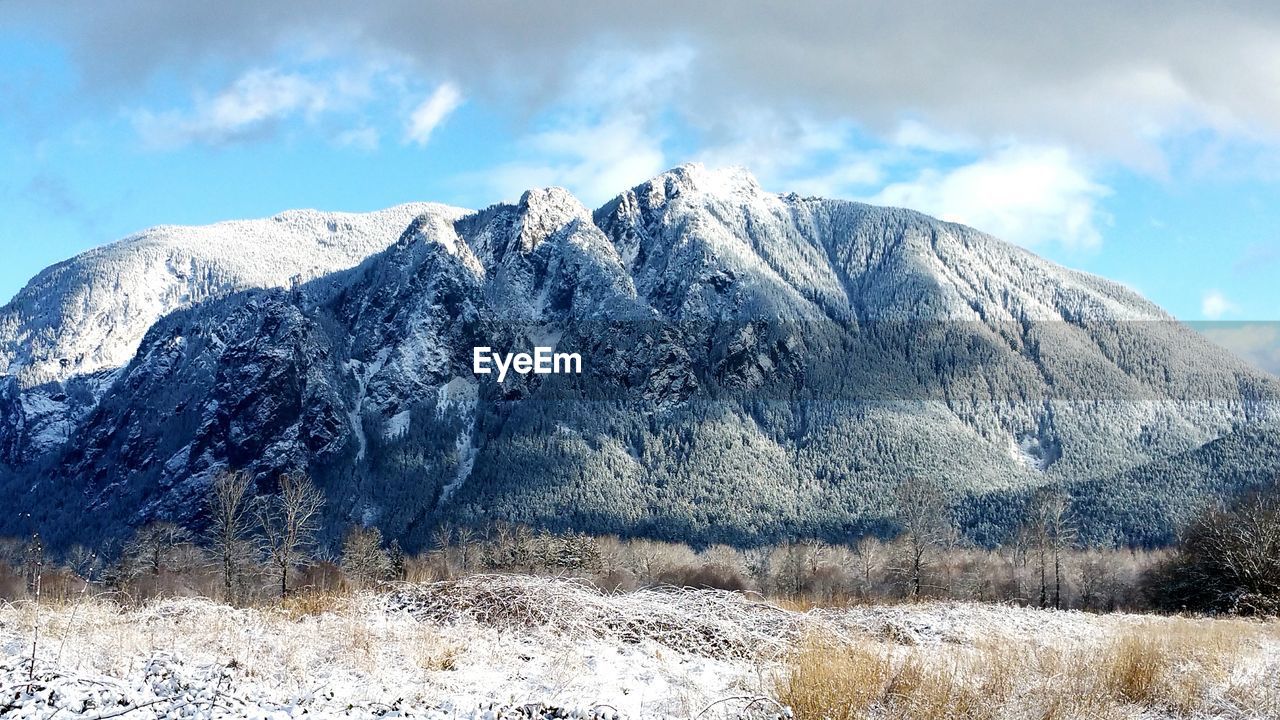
[
  {"x1": 0, "y1": 202, "x2": 467, "y2": 388},
  {"x1": 1, "y1": 163, "x2": 1276, "y2": 550}
]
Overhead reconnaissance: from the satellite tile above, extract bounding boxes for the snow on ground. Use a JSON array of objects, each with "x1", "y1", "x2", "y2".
[
  {"x1": 1, "y1": 575, "x2": 1277, "y2": 719},
  {"x1": 0, "y1": 580, "x2": 762, "y2": 720}
]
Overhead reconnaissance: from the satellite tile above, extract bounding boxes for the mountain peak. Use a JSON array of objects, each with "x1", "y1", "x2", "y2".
[
  {"x1": 515, "y1": 187, "x2": 591, "y2": 252},
  {"x1": 637, "y1": 163, "x2": 765, "y2": 204}
]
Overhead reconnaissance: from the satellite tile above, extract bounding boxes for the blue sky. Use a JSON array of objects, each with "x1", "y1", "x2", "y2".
[{"x1": 2, "y1": 2, "x2": 1278, "y2": 341}]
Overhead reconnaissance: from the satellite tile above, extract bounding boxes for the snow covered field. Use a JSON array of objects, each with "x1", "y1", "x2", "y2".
[{"x1": 2, "y1": 575, "x2": 1278, "y2": 719}]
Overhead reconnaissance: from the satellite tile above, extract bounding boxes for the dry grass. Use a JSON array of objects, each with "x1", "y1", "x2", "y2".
[
  {"x1": 1095, "y1": 619, "x2": 1270, "y2": 715},
  {"x1": 410, "y1": 625, "x2": 462, "y2": 672},
  {"x1": 774, "y1": 636, "x2": 891, "y2": 720},
  {"x1": 1102, "y1": 630, "x2": 1170, "y2": 706},
  {"x1": 776, "y1": 638, "x2": 1002, "y2": 720},
  {"x1": 777, "y1": 616, "x2": 1279, "y2": 720},
  {"x1": 278, "y1": 589, "x2": 352, "y2": 619}
]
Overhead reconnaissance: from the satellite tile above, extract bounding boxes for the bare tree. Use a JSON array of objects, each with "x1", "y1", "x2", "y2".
[
  {"x1": 430, "y1": 523, "x2": 454, "y2": 576},
  {"x1": 1076, "y1": 548, "x2": 1113, "y2": 610},
  {"x1": 23, "y1": 533, "x2": 43, "y2": 596},
  {"x1": 770, "y1": 542, "x2": 809, "y2": 597},
  {"x1": 341, "y1": 525, "x2": 391, "y2": 587},
  {"x1": 483, "y1": 522, "x2": 514, "y2": 570},
  {"x1": 456, "y1": 526, "x2": 477, "y2": 573},
  {"x1": 594, "y1": 535, "x2": 628, "y2": 578},
  {"x1": 1024, "y1": 485, "x2": 1077, "y2": 608},
  {"x1": 625, "y1": 538, "x2": 664, "y2": 581},
  {"x1": 64, "y1": 544, "x2": 101, "y2": 580},
  {"x1": 805, "y1": 539, "x2": 828, "y2": 580},
  {"x1": 1003, "y1": 524, "x2": 1032, "y2": 603},
  {"x1": 851, "y1": 535, "x2": 884, "y2": 597},
  {"x1": 892, "y1": 476, "x2": 951, "y2": 597},
  {"x1": 511, "y1": 524, "x2": 534, "y2": 569},
  {"x1": 207, "y1": 471, "x2": 256, "y2": 604},
  {"x1": 256, "y1": 473, "x2": 326, "y2": 597},
  {"x1": 123, "y1": 522, "x2": 192, "y2": 577}
]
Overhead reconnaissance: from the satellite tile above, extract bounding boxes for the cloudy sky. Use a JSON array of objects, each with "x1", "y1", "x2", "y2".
[{"x1": 1, "y1": 2, "x2": 1278, "y2": 344}]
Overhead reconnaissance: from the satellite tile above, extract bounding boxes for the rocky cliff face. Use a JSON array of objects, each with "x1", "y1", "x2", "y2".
[
  {"x1": 2, "y1": 164, "x2": 1277, "y2": 549},
  {"x1": 0, "y1": 203, "x2": 465, "y2": 463}
]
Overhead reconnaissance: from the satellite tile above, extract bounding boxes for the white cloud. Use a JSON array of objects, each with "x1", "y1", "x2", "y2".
[
  {"x1": 487, "y1": 113, "x2": 666, "y2": 206},
  {"x1": 785, "y1": 161, "x2": 883, "y2": 198},
  {"x1": 207, "y1": 70, "x2": 326, "y2": 128},
  {"x1": 890, "y1": 120, "x2": 974, "y2": 153},
  {"x1": 868, "y1": 145, "x2": 1109, "y2": 249},
  {"x1": 1201, "y1": 290, "x2": 1238, "y2": 319},
  {"x1": 482, "y1": 50, "x2": 687, "y2": 206},
  {"x1": 335, "y1": 126, "x2": 380, "y2": 151},
  {"x1": 405, "y1": 83, "x2": 462, "y2": 146},
  {"x1": 131, "y1": 68, "x2": 329, "y2": 148},
  {"x1": 41, "y1": 3, "x2": 1280, "y2": 171},
  {"x1": 1198, "y1": 323, "x2": 1280, "y2": 375},
  {"x1": 695, "y1": 114, "x2": 859, "y2": 194}
]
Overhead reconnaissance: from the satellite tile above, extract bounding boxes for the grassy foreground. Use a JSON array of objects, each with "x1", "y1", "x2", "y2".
[{"x1": 2, "y1": 576, "x2": 1277, "y2": 719}]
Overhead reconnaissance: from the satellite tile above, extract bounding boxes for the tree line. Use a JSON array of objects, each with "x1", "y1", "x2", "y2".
[{"x1": 1, "y1": 471, "x2": 1276, "y2": 615}]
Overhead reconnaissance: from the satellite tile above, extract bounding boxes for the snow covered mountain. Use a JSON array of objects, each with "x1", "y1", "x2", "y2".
[
  {"x1": 0, "y1": 203, "x2": 465, "y2": 388},
  {"x1": 0, "y1": 203, "x2": 465, "y2": 461},
  {"x1": 2, "y1": 164, "x2": 1277, "y2": 549}
]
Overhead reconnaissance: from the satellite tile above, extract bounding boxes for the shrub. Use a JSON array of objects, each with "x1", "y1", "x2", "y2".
[{"x1": 1146, "y1": 486, "x2": 1280, "y2": 615}]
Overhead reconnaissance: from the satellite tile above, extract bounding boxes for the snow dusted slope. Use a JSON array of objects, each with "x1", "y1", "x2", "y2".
[
  {"x1": 597, "y1": 165, "x2": 1276, "y2": 480},
  {"x1": 0, "y1": 203, "x2": 466, "y2": 388},
  {"x1": 3, "y1": 164, "x2": 1279, "y2": 549}
]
